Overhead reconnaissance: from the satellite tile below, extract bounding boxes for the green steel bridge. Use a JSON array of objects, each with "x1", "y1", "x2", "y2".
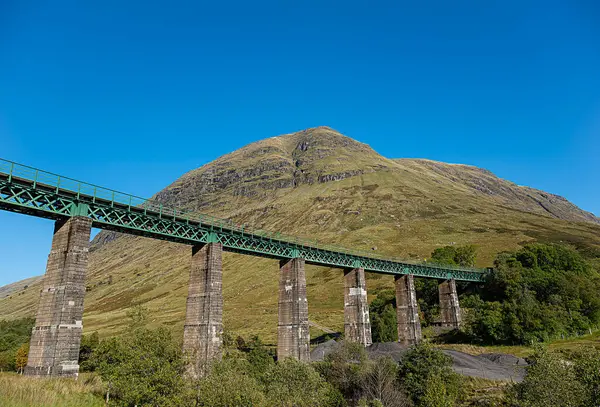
[{"x1": 0, "y1": 158, "x2": 488, "y2": 282}]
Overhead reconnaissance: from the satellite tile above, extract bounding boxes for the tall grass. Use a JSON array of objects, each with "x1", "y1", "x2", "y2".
[{"x1": 0, "y1": 372, "x2": 105, "y2": 407}]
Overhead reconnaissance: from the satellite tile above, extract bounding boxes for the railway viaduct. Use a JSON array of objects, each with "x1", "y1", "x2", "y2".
[{"x1": 0, "y1": 159, "x2": 486, "y2": 378}]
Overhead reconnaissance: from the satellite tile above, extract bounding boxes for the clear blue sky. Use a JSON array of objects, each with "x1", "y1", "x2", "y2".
[{"x1": 1, "y1": 1, "x2": 599, "y2": 287}]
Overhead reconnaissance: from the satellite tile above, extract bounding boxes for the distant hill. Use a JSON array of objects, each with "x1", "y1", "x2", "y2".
[
  {"x1": 0, "y1": 276, "x2": 41, "y2": 300},
  {"x1": 1, "y1": 127, "x2": 599, "y2": 342}
]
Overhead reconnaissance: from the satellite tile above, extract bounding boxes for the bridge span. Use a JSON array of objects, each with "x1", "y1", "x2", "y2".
[{"x1": 0, "y1": 158, "x2": 486, "y2": 378}]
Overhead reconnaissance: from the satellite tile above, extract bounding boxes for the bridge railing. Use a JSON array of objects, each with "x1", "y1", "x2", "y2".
[{"x1": 0, "y1": 158, "x2": 487, "y2": 274}]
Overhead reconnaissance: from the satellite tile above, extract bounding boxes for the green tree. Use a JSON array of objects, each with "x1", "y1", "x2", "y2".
[
  {"x1": 316, "y1": 341, "x2": 371, "y2": 401},
  {"x1": 0, "y1": 317, "x2": 35, "y2": 371},
  {"x1": 79, "y1": 331, "x2": 100, "y2": 372},
  {"x1": 462, "y1": 243, "x2": 600, "y2": 345},
  {"x1": 263, "y1": 358, "x2": 344, "y2": 407},
  {"x1": 420, "y1": 374, "x2": 455, "y2": 407},
  {"x1": 570, "y1": 347, "x2": 600, "y2": 407},
  {"x1": 508, "y1": 345, "x2": 586, "y2": 407},
  {"x1": 461, "y1": 295, "x2": 508, "y2": 344},
  {"x1": 369, "y1": 290, "x2": 398, "y2": 342},
  {"x1": 398, "y1": 343, "x2": 462, "y2": 407},
  {"x1": 430, "y1": 245, "x2": 476, "y2": 267},
  {"x1": 93, "y1": 327, "x2": 186, "y2": 406},
  {"x1": 194, "y1": 358, "x2": 265, "y2": 407},
  {"x1": 415, "y1": 278, "x2": 441, "y2": 326},
  {"x1": 245, "y1": 335, "x2": 276, "y2": 377}
]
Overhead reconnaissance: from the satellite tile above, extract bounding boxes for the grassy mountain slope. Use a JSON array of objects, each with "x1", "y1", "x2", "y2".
[{"x1": 1, "y1": 127, "x2": 599, "y2": 344}]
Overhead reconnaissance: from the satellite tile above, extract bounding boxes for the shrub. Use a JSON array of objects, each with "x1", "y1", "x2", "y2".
[
  {"x1": 399, "y1": 343, "x2": 462, "y2": 406},
  {"x1": 263, "y1": 358, "x2": 344, "y2": 407},
  {"x1": 0, "y1": 317, "x2": 35, "y2": 372},
  {"x1": 507, "y1": 345, "x2": 586, "y2": 407},
  {"x1": 316, "y1": 340, "x2": 370, "y2": 400},
  {"x1": 93, "y1": 327, "x2": 186, "y2": 406},
  {"x1": 14, "y1": 343, "x2": 28, "y2": 374},
  {"x1": 369, "y1": 290, "x2": 398, "y2": 342},
  {"x1": 462, "y1": 244, "x2": 600, "y2": 345},
  {"x1": 361, "y1": 356, "x2": 411, "y2": 407},
  {"x1": 317, "y1": 341, "x2": 410, "y2": 406},
  {"x1": 194, "y1": 358, "x2": 265, "y2": 407}
]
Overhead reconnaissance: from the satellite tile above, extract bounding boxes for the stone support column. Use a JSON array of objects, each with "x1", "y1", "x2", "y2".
[
  {"x1": 182, "y1": 242, "x2": 223, "y2": 378},
  {"x1": 395, "y1": 274, "x2": 422, "y2": 345},
  {"x1": 344, "y1": 267, "x2": 372, "y2": 346},
  {"x1": 439, "y1": 279, "x2": 461, "y2": 329},
  {"x1": 277, "y1": 258, "x2": 310, "y2": 361},
  {"x1": 25, "y1": 216, "x2": 92, "y2": 377}
]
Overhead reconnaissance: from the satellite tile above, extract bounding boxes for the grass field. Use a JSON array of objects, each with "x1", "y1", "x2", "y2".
[
  {"x1": 0, "y1": 373, "x2": 105, "y2": 407},
  {"x1": 0, "y1": 372, "x2": 511, "y2": 407}
]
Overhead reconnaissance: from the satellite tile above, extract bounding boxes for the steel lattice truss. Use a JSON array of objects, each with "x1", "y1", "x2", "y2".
[{"x1": 0, "y1": 161, "x2": 488, "y2": 282}]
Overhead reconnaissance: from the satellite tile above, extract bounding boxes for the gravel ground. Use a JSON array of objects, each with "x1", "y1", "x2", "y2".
[{"x1": 310, "y1": 341, "x2": 527, "y2": 382}]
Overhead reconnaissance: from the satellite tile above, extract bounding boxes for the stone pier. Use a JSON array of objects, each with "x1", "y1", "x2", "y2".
[
  {"x1": 439, "y1": 279, "x2": 461, "y2": 329},
  {"x1": 25, "y1": 216, "x2": 92, "y2": 377},
  {"x1": 278, "y1": 258, "x2": 310, "y2": 361},
  {"x1": 344, "y1": 267, "x2": 372, "y2": 346},
  {"x1": 395, "y1": 274, "x2": 422, "y2": 345},
  {"x1": 182, "y1": 242, "x2": 223, "y2": 378}
]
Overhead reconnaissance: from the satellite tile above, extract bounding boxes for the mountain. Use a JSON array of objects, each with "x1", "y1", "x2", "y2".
[
  {"x1": 1, "y1": 127, "x2": 599, "y2": 342},
  {"x1": 0, "y1": 276, "x2": 41, "y2": 300}
]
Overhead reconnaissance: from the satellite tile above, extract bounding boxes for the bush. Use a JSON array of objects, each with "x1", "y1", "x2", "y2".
[
  {"x1": 317, "y1": 341, "x2": 410, "y2": 406},
  {"x1": 316, "y1": 341, "x2": 371, "y2": 401},
  {"x1": 570, "y1": 347, "x2": 600, "y2": 406},
  {"x1": 420, "y1": 373, "x2": 456, "y2": 407},
  {"x1": 14, "y1": 343, "x2": 28, "y2": 374},
  {"x1": 507, "y1": 345, "x2": 587, "y2": 407},
  {"x1": 0, "y1": 317, "x2": 35, "y2": 372},
  {"x1": 79, "y1": 331, "x2": 99, "y2": 372},
  {"x1": 430, "y1": 245, "x2": 477, "y2": 267},
  {"x1": 360, "y1": 356, "x2": 410, "y2": 407},
  {"x1": 92, "y1": 327, "x2": 186, "y2": 406},
  {"x1": 462, "y1": 244, "x2": 600, "y2": 345},
  {"x1": 194, "y1": 358, "x2": 266, "y2": 407},
  {"x1": 263, "y1": 358, "x2": 345, "y2": 407},
  {"x1": 399, "y1": 343, "x2": 463, "y2": 407},
  {"x1": 369, "y1": 290, "x2": 398, "y2": 342}
]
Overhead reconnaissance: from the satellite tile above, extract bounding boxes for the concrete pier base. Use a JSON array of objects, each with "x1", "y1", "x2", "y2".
[
  {"x1": 182, "y1": 242, "x2": 223, "y2": 378},
  {"x1": 25, "y1": 216, "x2": 92, "y2": 378},
  {"x1": 395, "y1": 274, "x2": 422, "y2": 345},
  {"x1": 439, "y1": 279, "x2": 461, "y2": 329},
  {"x1": 278, "y1": 258, "x2": 310, "y2": 361},
  {"x1": 344, "y1": 267, "x2": 372, "y2": 346}
]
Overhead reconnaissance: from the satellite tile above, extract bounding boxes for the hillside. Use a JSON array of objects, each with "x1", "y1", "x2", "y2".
[
  {"x1": 1, "y1": 126, "x2": 599, "y2": 343},
  {"x1": 0, "y1": 276, "x2": 41, "y2": 300}
]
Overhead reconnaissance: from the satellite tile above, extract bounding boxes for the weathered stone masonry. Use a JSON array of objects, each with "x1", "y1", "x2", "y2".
[
  {"x1": 344, "y1": 267, "x2": 372, "y2": 346},
  {"x1": 182, "y1": 242, "x2": 224, "y2": 378},
  {"x1": 278, "y1": 258, "x2": 310, "y2": 361},
  {"x1": 25, "y1": 216, "x2": 92, "y2": 377},
  {"x1": 395, "y1": 274, "x2": 422, "y2": 345},
  {"x1": 439, "y1": 279, "x2": 461, "y2": 329}
]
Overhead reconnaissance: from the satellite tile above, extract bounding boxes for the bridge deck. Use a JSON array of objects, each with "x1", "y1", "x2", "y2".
[{"x1": 0, "y1": 159, "x2": 488, "y2": 281}]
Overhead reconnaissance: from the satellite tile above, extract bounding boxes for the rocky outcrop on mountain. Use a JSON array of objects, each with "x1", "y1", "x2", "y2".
[
  {"x1": 395, "y1": 159, "x2": 599, "y2": 225},
  {"x1": 151, "y1": 127, "x2": 390, "y2": 210}
]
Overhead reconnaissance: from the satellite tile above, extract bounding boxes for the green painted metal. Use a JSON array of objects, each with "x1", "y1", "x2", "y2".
[{"x1": 0, "y1": 158, "x2": 489, "y2": 282}]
